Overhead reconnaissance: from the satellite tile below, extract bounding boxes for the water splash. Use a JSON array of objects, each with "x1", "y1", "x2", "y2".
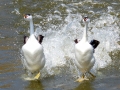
[{"x1": 32, "y1": 11, "x2": 119, "y2": 78}]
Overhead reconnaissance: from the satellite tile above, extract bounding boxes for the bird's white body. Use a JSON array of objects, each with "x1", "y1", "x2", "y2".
[
  {"x1": 75, "y1": 17, "x2": 95, "y2": 77},
  {"x1": 21, "y1": 14, "x2": 45, "y2": 78},
  {"x1": 75, "y1": 40, "x2": 95, "y2": 74},
  {"x1": 22, "y1": 34, "x2": 45, "y2": 73}
]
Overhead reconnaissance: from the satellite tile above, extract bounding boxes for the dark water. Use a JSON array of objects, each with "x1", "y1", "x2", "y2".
[{"x1": 0, "y1": 0, "x2": 120, "y2": 90}]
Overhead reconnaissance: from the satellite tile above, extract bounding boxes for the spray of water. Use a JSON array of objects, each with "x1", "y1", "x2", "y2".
[{"x1": 32, "y1": 12, "x2": 119, "y2": 79}]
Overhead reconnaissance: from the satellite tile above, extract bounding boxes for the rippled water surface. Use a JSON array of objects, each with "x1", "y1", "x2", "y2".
[{"x1": 0, "y1": 0, "x2": 120, "y2": 90}]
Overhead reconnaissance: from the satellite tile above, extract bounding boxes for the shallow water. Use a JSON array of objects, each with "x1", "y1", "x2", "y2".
[{"x1": 0, "y1": 0, "x2": 120, "y2": 90}]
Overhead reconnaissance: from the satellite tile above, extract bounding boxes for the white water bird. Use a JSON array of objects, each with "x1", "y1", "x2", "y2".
[
  {"x1": 74, "y1": 16, "x2": 100, "y2": 82},
  {"x1": 22, "y1": 14, "x2": 45, "y2": 80}
]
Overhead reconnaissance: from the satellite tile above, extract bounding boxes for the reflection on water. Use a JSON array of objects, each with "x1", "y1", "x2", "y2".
[
  {"x1": 0, "y1": 0, "x2": 120, "y2": 90},
  {"x1": 75, "y1": 81, "x2": 94, "y2": 90},
  {"x1": 25, "y1": 81, "x2": 43, "y2": 90}
]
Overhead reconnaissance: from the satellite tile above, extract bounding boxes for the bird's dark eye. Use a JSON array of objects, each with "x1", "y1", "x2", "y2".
[
  {"x1": 24, "y1": 15, "x2": 28, "y2": 18},
  {"x1": 84, "y1": 16, "x2": 88, "y2": 21}
]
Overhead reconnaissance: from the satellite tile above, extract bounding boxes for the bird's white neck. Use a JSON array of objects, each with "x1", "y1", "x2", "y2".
[
  {"x1": 29, "y1": 19, "x2": 34, "y2": 35},
  {"x1": 82, "y1": 22, "x2": 88, "y2": 42}
]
